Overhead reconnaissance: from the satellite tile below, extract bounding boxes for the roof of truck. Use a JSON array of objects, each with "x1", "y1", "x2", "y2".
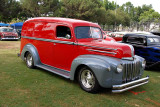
[{"x1": 25, "y1": 17, "x2": 99, "y2": 27}]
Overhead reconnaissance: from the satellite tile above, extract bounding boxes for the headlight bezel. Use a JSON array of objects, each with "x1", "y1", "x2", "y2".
[
  {"x1": 117, "y1": 64, "x2": 123, "y2": 73},
  {"x1": 142, "y1": 60, "x2": 146, "y2": 68}
]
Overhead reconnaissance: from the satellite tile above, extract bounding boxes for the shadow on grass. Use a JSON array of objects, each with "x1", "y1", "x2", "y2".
[
  {"x1": 36, "y1": 67, "x2": 77, "y2": 84},
  {"x1": 145, "y1": 68, "x2": 160, "y2": 72}
]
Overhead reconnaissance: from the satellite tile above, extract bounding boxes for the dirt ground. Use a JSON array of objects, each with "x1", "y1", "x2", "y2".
[{"x1": 0, "y1": 41, "x2": 20, "y2": 49}]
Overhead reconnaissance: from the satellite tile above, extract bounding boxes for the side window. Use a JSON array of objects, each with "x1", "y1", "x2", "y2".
[{"x1": 56, "y1": 26, "x2": 71, "y2": 39}]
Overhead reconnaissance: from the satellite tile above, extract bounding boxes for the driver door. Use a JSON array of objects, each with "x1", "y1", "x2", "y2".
[{"x1": 52, "y1": 24, "x2": 78, "y2": 71}]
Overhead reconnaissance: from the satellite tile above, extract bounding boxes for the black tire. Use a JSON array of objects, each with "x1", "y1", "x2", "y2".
[
  {"x1": 0, "y1": 36, "x2": 2, "y2": 41},
  {"x1": 78, "y1": 67, "x2": 100, "y2": 93},
  {"x1": 25, "y1": 52, "x2": 35, "y2": 68}
]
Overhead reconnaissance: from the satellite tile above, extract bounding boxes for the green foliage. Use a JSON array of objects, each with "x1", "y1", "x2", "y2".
[
  {"x1": 116, "y1": 8, "x2": 130, "y2": 26},
  {"x1": 20, "y1": 0, "x2": 60, "y2": 17},
  {"x1": 59, "y1": 0, "x2": 106, "y2": 25},
  {"x1": 105, "y1": 9, "x2": 130, "y2": 27},
  {"x1": 0, "y1": 0, "x2": 23, "y2": 23},
  {"x1": 0, "y1": 0, "x2": 160, "y2": 29},
  {"x1": 10, "y1": 18, "x2": 24, "y2": 24},
  {"x1": 139, "y1": 9, "x2": 160, "y2": 23},
  {"x1": 105, "y1": 10, "x2": 115, "y2": 25},
  {"x1": 104, "y1": 0, "x2": 118, "y2": 10}
]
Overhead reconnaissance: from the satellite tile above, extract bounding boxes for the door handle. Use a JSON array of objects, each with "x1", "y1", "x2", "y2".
[{"x1": 53, "y1": 43, "x2": 56, "y2": 45}]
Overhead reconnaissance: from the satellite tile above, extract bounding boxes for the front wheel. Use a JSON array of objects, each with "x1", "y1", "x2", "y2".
[
  {"x1": 26, "y1": 52, "x2": 35, "y2": 68},
  {"x1": 78, "y1": 67, "x2": 100, "y2": 93}
]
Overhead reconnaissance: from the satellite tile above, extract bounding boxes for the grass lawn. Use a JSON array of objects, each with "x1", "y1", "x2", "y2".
[{"x1": 0, "y1": 41, "x2": 160, "y2": 107}]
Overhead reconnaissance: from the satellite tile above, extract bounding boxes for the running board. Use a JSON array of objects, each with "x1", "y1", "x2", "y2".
[{"x1": 36, "y1": 64, "x2": 70, "y2": 79}]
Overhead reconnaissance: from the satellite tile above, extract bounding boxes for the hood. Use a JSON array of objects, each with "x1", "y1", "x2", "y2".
[{"x1": 78, "y1": 39, "x2": 134, "y2": 59}]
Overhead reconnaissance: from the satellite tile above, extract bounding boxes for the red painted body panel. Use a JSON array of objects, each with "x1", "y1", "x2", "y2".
[
  {"x1": 20, "y1": 17, "x2": 133, "y2": 71},
  {"x1": 112, "y1": 37, "x2": 123, "y2": 41}
]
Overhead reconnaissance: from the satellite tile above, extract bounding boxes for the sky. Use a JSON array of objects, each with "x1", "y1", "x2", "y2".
[{"x1": 109, "y1": 0, "x2": 160, "y2": 13}]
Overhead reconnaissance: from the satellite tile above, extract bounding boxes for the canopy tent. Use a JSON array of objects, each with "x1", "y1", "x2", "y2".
[
  {"x1": 11, "y1": 22, "x2": 23, "y2": 29},
  {"x1": 0, "y1": 23, "x2": 9, "y2": 26}
]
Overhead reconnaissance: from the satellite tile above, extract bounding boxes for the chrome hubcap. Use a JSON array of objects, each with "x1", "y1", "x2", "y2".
[
  {"x1": 81, "y1": 69, "x2": 95, "y2": 89},
  {"x1": 27, "y1": 54, "x2": 33, "y2": 67}
]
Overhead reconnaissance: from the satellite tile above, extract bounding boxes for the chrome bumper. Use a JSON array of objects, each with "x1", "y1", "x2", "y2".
[
  {"x1": 2, "y1": 38, "x2": 19, "y2": 40},
  {"x1": 112, "y1": 76, "x2": 149, "y2": 93}
]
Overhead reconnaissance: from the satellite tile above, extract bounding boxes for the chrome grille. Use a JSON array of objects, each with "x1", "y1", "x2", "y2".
[
  {"x1": 5, "y1": 36, "x2": 15, "y2": 38},
  {"x1": 123, "y1": 60, "x2": 141, "y2": 83}
]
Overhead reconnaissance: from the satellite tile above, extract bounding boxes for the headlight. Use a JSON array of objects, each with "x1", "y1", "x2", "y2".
[
  {"x1": 117, "y1": 64, "x2": 123, "y2": 73},
  {"x1": 142, "y1": 60, "x2": 146, "y2": 68}
]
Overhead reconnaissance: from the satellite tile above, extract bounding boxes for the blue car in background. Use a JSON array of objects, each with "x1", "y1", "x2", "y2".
[{"x1": 122, "y1": 33, "x2": 160, "y2": 68}]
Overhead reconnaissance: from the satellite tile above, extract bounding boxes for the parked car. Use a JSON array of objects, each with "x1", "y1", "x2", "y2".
[
  {"x1": 20, "y1": 17, "x2": 149, "y2": 93},
  {"x1": 102, "y1": 31, "x2": 116, "y2": 42},
  {"x1": 108, "y1": 32, "x2": 126, "y2": 41},
  {"x1": 0, "y1": 27, "x2": 19, "y2": 40},
  {"x1": 122, "y1": 33, "x2": 160, "y2": 68}
]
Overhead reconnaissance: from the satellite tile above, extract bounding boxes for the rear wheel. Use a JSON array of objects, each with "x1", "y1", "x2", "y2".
[
  {"x1": 78, "y1": 67, "x2": 100, "y2": 93},
  {"x1": 26, "y1": 52, "x2": 35, "y2": 68}
]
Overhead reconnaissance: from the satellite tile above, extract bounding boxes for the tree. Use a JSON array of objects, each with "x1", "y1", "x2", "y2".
[
  {"x1": 59, "y1": 0, "x2": 107, "y2": 24},
  {"x1": 139, "y1": 9, "x2": 160, "y2": 31},
  {"x1": 121, "y1": 2, "x2": 134, "y2": 21},
  {"x1": 104, "y1": 0, "x2": 117, "y2": 10},
  {"x1": 20, "y1": 0, "x2": 60, "y2": 17},
  {"x1": 0, "y1": 0, "x2": 23, "y2": 22}
]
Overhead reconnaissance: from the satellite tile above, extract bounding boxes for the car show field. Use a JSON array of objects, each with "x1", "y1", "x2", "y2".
[{"x1": 0, "y1": 41, "x2": 160, "y2": 106}]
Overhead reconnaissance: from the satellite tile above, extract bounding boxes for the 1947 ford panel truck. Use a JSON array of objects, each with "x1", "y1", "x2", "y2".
[{"x1": 20, "y1": 17, "x2": 149, "y2": 93}]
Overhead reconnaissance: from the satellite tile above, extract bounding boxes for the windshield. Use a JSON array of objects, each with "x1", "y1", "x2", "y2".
[
  {"x1": 0, "y1": 28, "x2": 14, "y2": 32},
  {"x1": 75, "y1": 26, "x2": 102, "y2": 39},
  {"x1": 147, "y1": 37, "x2": 160, "y2": 45}
]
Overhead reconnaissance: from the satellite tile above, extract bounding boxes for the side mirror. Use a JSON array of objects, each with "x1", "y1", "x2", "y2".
[{"x1": 66, "y1": 34, "x2": 71, "y2": 39}]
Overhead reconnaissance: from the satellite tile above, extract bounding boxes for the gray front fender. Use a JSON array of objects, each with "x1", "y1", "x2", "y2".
[
  {"x1": 70, "y1": 55, "x2": 113, "y2": 88},
  {"x1": 21, "y1": 44, "x2": 41, "y2": 66}
]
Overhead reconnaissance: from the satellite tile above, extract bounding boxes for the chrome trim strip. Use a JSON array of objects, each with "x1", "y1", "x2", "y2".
[
  {"x1": 112, "y1": 76, "x2": 149, "y2": 93},
  {"x1": 36, "y1": 64, "x2": 70, "y2": 79},
  {"x1": 87, "y1": 49, "x2": 117, "y2": 55},
  {"x1": 78, "y1": 44, "x2": 117, "y2": 51},
  {"x1": 22, "y1": 36, "x2": 118, "y2": 51},
  {"x1": 42, "y1": 63, "x2": 70, "y2": 74},
  {"x1": 122, "y1": 57, "x2": 134, "y2": 61},
  {"x1": 22, "y1": 36, "x2": 75, "y2": 45}
]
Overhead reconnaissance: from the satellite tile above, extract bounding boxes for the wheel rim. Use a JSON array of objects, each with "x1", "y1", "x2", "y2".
[
  {"x1": 81, "y1": 69, "x2": 95, "y2": 89},
  {"x1": 27, "y1": 54, "x2": 33, "y2": 67}
]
